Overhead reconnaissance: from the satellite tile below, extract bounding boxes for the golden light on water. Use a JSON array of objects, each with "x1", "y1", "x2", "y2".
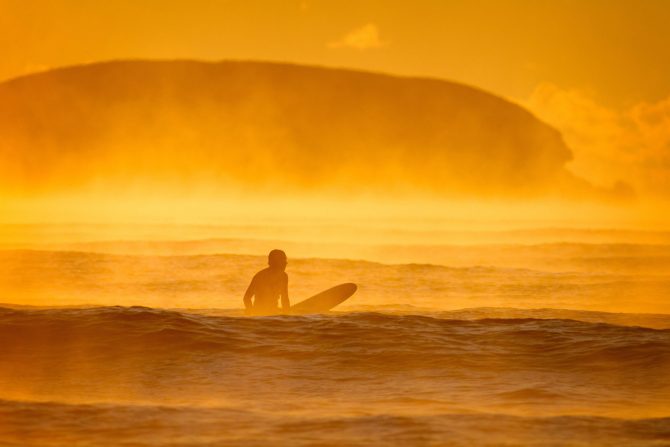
[{"x1": 2, "y1": 2, "x2": 670, "y2": 446}]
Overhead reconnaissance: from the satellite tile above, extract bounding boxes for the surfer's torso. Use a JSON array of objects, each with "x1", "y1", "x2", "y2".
[{"x1": 248, "y1": 268, "x2": 288, "y2": 313}]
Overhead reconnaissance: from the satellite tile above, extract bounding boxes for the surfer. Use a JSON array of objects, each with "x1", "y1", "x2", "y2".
[{"x1": 243, "y1": 249, "x2": 290, "y2": 315}]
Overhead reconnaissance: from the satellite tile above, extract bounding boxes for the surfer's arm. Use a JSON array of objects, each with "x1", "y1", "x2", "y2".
[
  {"x1": 280, "y1": 273, "x2": 290, "y2": 311},
  {"x1": 243, "y1": 276, "x2": 256, "y2": 310}
]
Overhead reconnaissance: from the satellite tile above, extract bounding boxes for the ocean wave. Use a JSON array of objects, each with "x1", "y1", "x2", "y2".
[
  {"x1": 2, "y1": 306, "x2": 669, "y2": 371},
  {"x1": 2, "y1": 305, "x2": 670, "y2": 439},
  {"x1": 1, "y1": 398, "x2": 669, "y2": 447}
]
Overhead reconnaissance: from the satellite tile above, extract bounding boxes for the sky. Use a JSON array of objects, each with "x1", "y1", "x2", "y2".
[
  {"x1": 1, "y1": 0, "x2": 668, "y2": 106},
  {"x1": 1, "y1": 0, "x2": 669, "y2": 212}
]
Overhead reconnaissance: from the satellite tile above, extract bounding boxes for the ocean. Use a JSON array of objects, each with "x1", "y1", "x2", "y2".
[{"x1": 1, "y1": 226, "x2": 669, "y2": 446}]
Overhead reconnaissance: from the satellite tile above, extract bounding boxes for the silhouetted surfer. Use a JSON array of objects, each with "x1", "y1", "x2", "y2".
[{"x1": 243, "y1": 249, "x2": 290, "y2": 315}]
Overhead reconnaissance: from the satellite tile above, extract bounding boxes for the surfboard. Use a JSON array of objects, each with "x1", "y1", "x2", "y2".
[
  {"x1": 289, "y1": 283, "x2": 357, "y2": 315},
  {"x1": 245, "y1": 283, "x2": 357, "y2": 316}
]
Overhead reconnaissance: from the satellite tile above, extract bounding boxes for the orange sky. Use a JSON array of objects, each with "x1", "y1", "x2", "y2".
[{"x1": 1, "y1": 0, "x2": 669, "y2": 107}]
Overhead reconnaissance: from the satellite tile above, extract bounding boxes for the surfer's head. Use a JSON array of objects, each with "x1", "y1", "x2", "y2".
[{"x1": 268, "y1": 249, "x2": 288, "y2": 270}]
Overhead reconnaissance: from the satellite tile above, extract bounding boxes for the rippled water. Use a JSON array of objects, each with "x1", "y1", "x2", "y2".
[
  {"x1": 1, "y1": 305, "x2": 670, "y2": 446},
  {"x1": 1, "y1": 245, "x2": 670, "y2": 445}
]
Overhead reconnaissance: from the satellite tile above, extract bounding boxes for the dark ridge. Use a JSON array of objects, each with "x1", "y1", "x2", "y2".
[{"x1": 0, "y1": 59, "x2": 618, "y2": 198}]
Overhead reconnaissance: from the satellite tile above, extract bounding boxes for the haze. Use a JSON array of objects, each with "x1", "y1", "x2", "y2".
[
  {"x1": 2, "y1": 4, "x2": 670, "y2": 446},
  {"x1": 0, "y1": 1, "x2": 669, "y2": 233}
]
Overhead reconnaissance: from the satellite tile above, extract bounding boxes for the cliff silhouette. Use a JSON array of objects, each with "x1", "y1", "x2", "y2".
[{"x1": 0, "y1": 60, "x2": 610, "y2": 198}]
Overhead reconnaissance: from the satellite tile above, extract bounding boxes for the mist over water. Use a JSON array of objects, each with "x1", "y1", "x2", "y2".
[{"x1": 1, "y1": 222, "x2": 670, "y2": 446}]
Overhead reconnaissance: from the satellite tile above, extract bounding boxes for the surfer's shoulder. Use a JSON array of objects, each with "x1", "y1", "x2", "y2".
[{"x1": 254, "y1": 268, "x2": 270, "y2": 279}]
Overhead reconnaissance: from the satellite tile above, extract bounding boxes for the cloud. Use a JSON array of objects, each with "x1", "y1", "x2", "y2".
[
  {"x1": 522, "y1": 83, "x2": 670, "y2": 200},
  {"x1": 328, "y1": 23, "x2": 387, "y2": 50}
]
